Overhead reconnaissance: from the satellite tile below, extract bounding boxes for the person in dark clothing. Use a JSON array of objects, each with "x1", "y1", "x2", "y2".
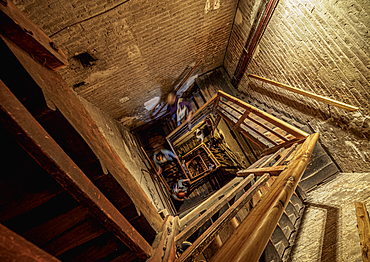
[
  {"x1": 153, "y1": 149, "x2": 178, "y2": 176},
  {"x1": 166, "y1": 92, "x2": 193, "y2": 128}
]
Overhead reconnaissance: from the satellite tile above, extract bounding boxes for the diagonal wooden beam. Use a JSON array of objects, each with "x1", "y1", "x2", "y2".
[
  {"x1": 0, "y1": 223, "x2": 61, "y2": 262},
  {"x1": 248, "y1": 74, "x2": 359, "y2": 112},
  {"x1": 2, "y1": 35, "x2": 163, "y2": 233},
  {"x1": 0, "y1": 80, "x2": 152, "y2": 258},
  {"x1": 237, "y1": 166, "x2": 286, "y2": 177},
  {"x1": 0, "y1": 0, "x2": 68, "y2": 70}
]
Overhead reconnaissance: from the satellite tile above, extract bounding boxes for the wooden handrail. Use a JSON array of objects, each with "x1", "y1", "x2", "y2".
[
  {"x1": 248, "y1": 74, "x2": 359, "y2": 112},
  {"x1": 217, "y1": 91, "x2": 309, "y2": 139},
  {"x1": 210, "y1": 133, "x2": 319, "y2": 262}
]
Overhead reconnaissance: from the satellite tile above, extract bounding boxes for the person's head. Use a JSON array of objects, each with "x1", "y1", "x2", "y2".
[
  {"x1": 156, "y1": 152, "x2": 164, "y2": 162},
  {"x1": 177, "y1": 190, "x2": 186, "y2": 198},
  {"x1": 166, "y1": 92, "x2": 176, "y2": 105}
]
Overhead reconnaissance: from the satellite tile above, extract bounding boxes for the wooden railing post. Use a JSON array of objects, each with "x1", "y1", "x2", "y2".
[{"x1": 210, "y1": 133, "x2": 319, "y2": 262}]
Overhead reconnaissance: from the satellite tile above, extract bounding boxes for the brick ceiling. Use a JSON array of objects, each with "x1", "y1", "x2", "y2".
[{"x1": 14, "y1": 0, "x2": 238, "y2": 129}]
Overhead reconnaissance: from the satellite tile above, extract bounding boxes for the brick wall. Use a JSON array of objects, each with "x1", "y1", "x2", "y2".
[
  {"x1": 14, "y1": 0, "x2": 238, "y2": 128},
  {"x1": 224, "y1": 0, "x2": 370, "y2": 172}
]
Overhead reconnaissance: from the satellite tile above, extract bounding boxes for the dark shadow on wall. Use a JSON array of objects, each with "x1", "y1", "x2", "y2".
[
  {"x1": 288, "y1": 202, "x2": 339, "y2": 262},
  {"x1": 243, "y1": 81, "x2": 370, "y2": 140}
]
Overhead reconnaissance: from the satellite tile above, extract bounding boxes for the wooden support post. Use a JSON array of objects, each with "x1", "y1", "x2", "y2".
[
  {"x1": 1, "y1": 36, "x2": 163, "y2": 233},
  {"x1": 355, "y1": 202, "x2": 370, "y2": 262},
  {"x1": 233, "y1": 110, "x2": 250, "y2": 130},
  {"x1": 0, "y1": 223, "x2": 61, "y2": 262},
  {"x1": 0, "y1": 0, "x2": 68, "y2": 70},
  {"x1": 237, "y1": 166, "x2": 286, "y2": 177},
  {"x1": 0, "y1": 80, "x2": 153, "y2": 259},
  {"x1": 210, "y1": 133, "x2": 319, "y2": 262},
  {"x1": 248, "y1": 74, "x2": 359, "y2": 112}
]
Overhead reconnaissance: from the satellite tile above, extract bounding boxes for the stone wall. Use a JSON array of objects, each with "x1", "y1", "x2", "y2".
[
  {"x1": 289, "y1": 172, "x2": 370, "y2": 261},
  {"x1": 224, "y1": 0, "x2": 370, "y2": 172},
  {"x1": 14, "y1": 0, "x2": 238, "y2": 128},
  {"x1": 79, "y1": 95, "x2": 166, "y2": 212}
]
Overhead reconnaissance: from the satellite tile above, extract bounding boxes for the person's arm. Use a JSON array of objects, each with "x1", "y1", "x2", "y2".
[
  {"x1": 156, "y1": 166, "x2": 162, "y2": 175},
  {"x1": 172, "y1": 193, "x2": 184, "y2": 201},
  {"x1": 162, "y1": 149, "x2": 178, "y2": 160}
]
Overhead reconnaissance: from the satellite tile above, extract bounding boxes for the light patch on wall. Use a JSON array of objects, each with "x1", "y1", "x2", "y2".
[
  {"x1": 177, "y1": 74, "x2": 199, "y2": 94},
  {"x1": 205, "y1": 0, "x2": 221, "y2": 14},
  {"x1": 235, "y1": 8, "x2": 243, "y2": 25},
  {"x1": 127, "y1": 44, "x2": 141, "y2": 59},
  {"x1": 119, "y1": 97, "x2": 130, "y2": 103},
  {"x1": 250, "y1": 0, "x2": 262, "y2": 25},
  {"x1": 144, "y1": 96, "x2": 160, "y2": 111},
  {"x1": 345, "y1": 141, "x2": 366, "y2": 162},
  {"x1": 86, "y1": 66, "x2": 118, "y2": 83}
]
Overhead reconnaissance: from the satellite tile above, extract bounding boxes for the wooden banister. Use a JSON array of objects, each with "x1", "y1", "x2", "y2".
[
  {"x1": 210, "y1": 133, "x2": 319, "y2": 262},
  {"x1": 248, "y1": 74, "x2": 359, "y2": 112},
  {"x1": 217, "y1": 91, "x2": 309, "y2": 139}
]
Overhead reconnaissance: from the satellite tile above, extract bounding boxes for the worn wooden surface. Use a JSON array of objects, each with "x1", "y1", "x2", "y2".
[
  {"x1": 248, "y1": 74, "x2": 358, "y2": 112},
  {"x1": 355, "y1": 202, "x2": 370, "y2": 262},
  {"x1": 210, "y1": 133, "x2": 319, "y2": 262},
  {"x1": 0, "y1": 223, "x2": 61, "y2": 262},
  {"x1": 1, "y1": 36, "x2": 163, "y2": 233},
  {"x1": 0, "y1": 0, "x2": 68, "y2": 70},
  {"x1": 0, "y1": 79, "x2": 152, "y2": 258}
]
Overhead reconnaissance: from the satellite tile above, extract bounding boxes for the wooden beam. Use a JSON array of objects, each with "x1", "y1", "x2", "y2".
[
  {"x1": 246, "y1": 116, "x2": 288, "y2": 142},
  {"x1": 248, "y1": 74, "x2": 359, "y2": 112},
  {"x1": 2, "y1": 36, "x2": 163, "y2": 233},
  {"x1": 217, "y1": 90, "x2": 309, "y2": 139},
  {"x1": 237, "y1": 166, "x2": 286, "y2": 177},
  {"x1": 233, "y1": 110, "x2": 250, "y2": 130},
  {"x1": 0, "y1": 80, "x2": 152, "y2": 258},
  {"x1": 210, "y1": 133, "x2": 319, "y2": 262},
  {"x1": 0, "y1": 0, "x2": 68, "y2": 70},
  {"x1": 238, "y1": 127, "x2": 267, "y2": 150},
  {"x1": 355, "y1": 202, "x2": 370, "y2": 262},
  {"x1": 177, "y1": 174, "x2": 271, "y2": 262},
  {"x1": 0, "y1": 223, "x2": 61, "y2": 262},
  {"x1": 175, "y1": 175, "x2": 255, "y2": 246}
]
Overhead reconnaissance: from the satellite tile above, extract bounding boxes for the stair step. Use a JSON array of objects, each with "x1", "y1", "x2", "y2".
[
  {"x1": 260, "y1": 240, "x2": 282, "y2": 262},
  {"x1": 271, "y1": 226, "x2": 290, "y2": 257},
  {"x1": 299, "y1": 162, "x2": 339, "y2": 191},
  {"x1": 278, "y1": 213, "x2": 295, "y2": 240},
  {"x1": 290, "y1": 193, "x2": 304, "y2": 213}
]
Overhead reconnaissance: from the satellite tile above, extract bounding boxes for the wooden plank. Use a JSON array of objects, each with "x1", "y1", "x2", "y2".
[
  {"x1": 210, "y1": 133, "x2": 319, "y2": 262},
  {"x1": 238, "y1": 127, "x2": 267, "y2": 150},
  {"x1": 0, "y1": 80, "x2": 152, "y2": 258},
  {"x1": 247, "y1": 116, "x2": 288, "y2": 142},
  {"x1": 176, "y1": 175, "x2": 254, "y2": 245},
  {"x1": 0, "y1": 223, "x2": 61, "y2": 262},
  {"x1": 148, "y1": 216, "x2": 179, "y2": 262},
  {"x1": 0, "y1": 0, "x2": 68, "y2": 70},
  {"x1": 217, "y1": 91, "x2": 309, "y2": 139},
  {"x1": 2, "y1": 36, "x2": 163, "y2": 233},
  {"x1": 242, "y1": 122, "x2": 278, "y2": 146},
  {"x1": 237, "y1": 166, "x2": 286, "y2": 177},
  {"x1": 177, "y1": 173, "x2": 271, "y2": 262},
  {"x1": 355, "y1": 202, "x2": 370, "y2": 262},
  {"x1": 180, "y1": 177, "x2": 243, "y2": 228},
  {"x1": 248, "y1": 74, "x2": 359, "y2": 112},
  {"x1": 233, "y1": 110, "x2": 250, "y2": 130},
  {"x1": 262, "y1": 137, "x2": 305, "y2": 156}
]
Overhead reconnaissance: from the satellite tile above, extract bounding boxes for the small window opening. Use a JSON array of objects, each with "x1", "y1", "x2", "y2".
[{"x1": 74, "y1": 52, "x2": 96, "y2": 68}]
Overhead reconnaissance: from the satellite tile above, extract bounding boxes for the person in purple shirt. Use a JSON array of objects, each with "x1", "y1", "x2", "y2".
[{"x1": 166, "y1": 92, "x2": 193, "y2": 128}]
